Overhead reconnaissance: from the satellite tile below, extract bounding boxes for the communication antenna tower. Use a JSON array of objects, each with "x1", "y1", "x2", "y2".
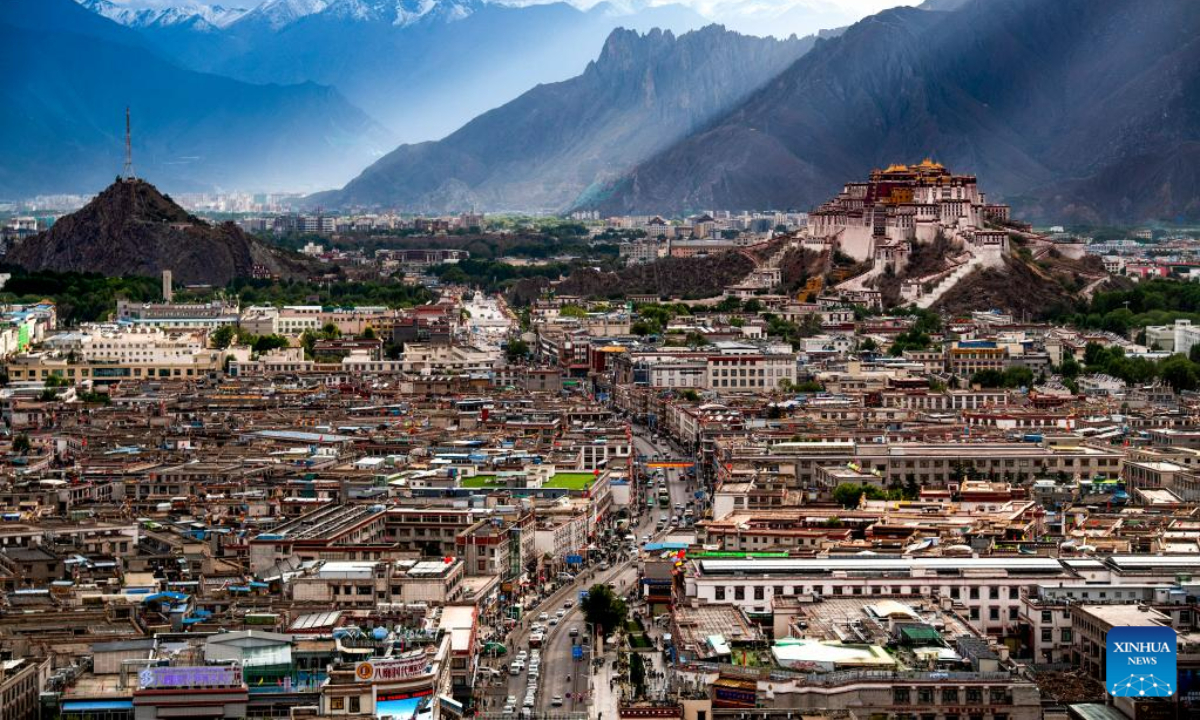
[{"x1": 123, "y1": 106, "x2": 135, "y2": 180}]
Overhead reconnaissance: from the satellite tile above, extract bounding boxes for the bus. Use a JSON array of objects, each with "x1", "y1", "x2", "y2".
[{"x1": 657, "y1": 486, "x2": 670, "y2": 507}]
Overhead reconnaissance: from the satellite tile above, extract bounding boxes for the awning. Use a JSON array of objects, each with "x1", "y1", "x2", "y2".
[{"x1": 62, "y1": 700, "x2": 134, "y2": 711}]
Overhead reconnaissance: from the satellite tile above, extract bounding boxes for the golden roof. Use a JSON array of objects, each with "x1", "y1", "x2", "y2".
[{"x1": 883, "y1": 163, "x2": 909, "y2": 173}]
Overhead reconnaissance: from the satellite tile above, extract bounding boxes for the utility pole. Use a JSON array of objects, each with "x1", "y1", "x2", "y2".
[{"x1": 123, "y1": 106, "x2": 135, "y2": 180}]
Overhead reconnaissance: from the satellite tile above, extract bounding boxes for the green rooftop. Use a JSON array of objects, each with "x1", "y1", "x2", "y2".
[{"x1": 458, "y1": 472, "x2": 595, "y2": 491}]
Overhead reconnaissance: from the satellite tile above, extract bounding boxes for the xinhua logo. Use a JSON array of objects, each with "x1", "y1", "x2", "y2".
[{"x1": 1107, "y1": 625, "x2": 1177, "y2": 697}]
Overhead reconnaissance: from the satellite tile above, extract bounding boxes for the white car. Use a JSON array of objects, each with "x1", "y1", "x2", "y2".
[
  {"x1": 538, "y1": 612, "x2": 549, "y2": 621},
  {"x1": 555, "y1": 610, "x2": 566, "y2": 619},
  {"x1": 551, "y1": 695, "x2": 564, "y2": 706},
  {"x1": 506, "y1": 696, "x2": 517, "y2": 706},
  {"x1": 548, "y1": 617, "x2": 559, "y2": 626}
]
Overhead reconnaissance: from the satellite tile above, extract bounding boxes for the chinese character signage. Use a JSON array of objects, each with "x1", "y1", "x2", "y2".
[
  {"x1": 138, "y1": 665, "x2": 243, "y2": 689},
  {"x1": 354, "y1": 653, "x2": 429, "y2": 682}
]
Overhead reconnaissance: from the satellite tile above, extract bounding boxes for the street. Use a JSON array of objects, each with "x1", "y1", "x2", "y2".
[{"x1": 479, "y1": 425, "x2": 690, "y2": 717}]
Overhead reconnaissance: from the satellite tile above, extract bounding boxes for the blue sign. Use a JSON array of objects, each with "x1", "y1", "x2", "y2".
[
  {"x1": 572, "y1": 645, "x2": 583, "y2": 660},
  {"x1": 579, "y1": 590, "x2": 589, "y2": 602},
  {"x1": 565, "y1": 554, "x2": 583, "y2": 565},
  {"x1": 1107, "y1": 625, "x2": 1176, "y2": 697}
]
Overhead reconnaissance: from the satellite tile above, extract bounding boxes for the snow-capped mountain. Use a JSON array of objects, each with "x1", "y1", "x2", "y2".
[
  {"x1": 235, "y1": 0, "x2": 482, "y2": 27},
  {"x1": 231, "y1": 0, "x2": 329, "y2": 30},
  {"x1": 76, "y1": 0, "x2": 249, "y2": 30}
]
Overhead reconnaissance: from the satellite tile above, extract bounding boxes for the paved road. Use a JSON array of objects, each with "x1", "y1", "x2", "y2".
[{"x1": 480, "y1": 425, "x2": 687, "y2": 716}]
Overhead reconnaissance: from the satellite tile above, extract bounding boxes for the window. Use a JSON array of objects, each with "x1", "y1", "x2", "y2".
[
  {"x1": 942, "y1": 688, "x2": 959, "y2": 704},
  {"x1": 349, "y1": 697, "x2": 361, "y2": 713},
  {"x1": 970, "y1": 587, "x2": 979, "y2": 600},
  {"x1": 754, "y1": 586, "x2": 765, "y2": 600},
  {"x1": 734, "y1": 586, "x2": 745, "y2": 601},
  {"x1": 918, "y1": 688, "x2": 934, "y2": 704},
  {"x1": 989, "y1": 607, "x2": 999, "y2": 621},
  {"x1": 331, "y1": 698, "x2": 345, "y2": 710},
  {"x1": 965, "y1": 688, "x2": 983, "y2": 705},
  {"x1": 1061, "y1": 629, "x2": 1073, "y2": 642},
  {"x1": 1041, "y1": 629, "x2": 1053, "y2": 642}
]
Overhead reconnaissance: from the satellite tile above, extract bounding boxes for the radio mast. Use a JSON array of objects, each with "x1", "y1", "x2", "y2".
[{"x1": 123, "y1": 106, "x2": 135, "y2": 180}]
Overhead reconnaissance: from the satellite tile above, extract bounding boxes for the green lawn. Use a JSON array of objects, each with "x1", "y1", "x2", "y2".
[
  {"x1": 545, "y1": 472, "x2": 595, "y2": 490},
  {"x1": 457, "y1": 472, "x2": 595, "y2": 490},
  {"x1": 459, "y1": 475, "x2": 497, "y2": 488}
]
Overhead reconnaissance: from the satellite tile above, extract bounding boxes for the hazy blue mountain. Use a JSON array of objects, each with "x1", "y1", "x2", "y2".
[
  {"x1": 79, "y1": 0, "x2": 710, "y2": 144},
  {"x1": 0, "y1": 0, "x2": 392, "y2": 197},
  {"x1": 587, "y1": 0, "x2": 1200, "y2": 223},
  {"x1": 314, "y1": 25, "x2": 815, "y2": 212}
]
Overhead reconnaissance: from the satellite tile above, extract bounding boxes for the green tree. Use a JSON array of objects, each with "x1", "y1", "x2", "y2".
[
  {"x1": 1159, "y1": 354, "x2": 1199, "y2": 392},
  {"x1": 1060, "y1": 355, "x2": 1081, "y2": 380},
  {"x1": 715, "y1": 296, "x2": 743, "y2": 313},
  {"x1": 251, "y1": 334, "x2": 290, "y2": 354},
  {"x1": 318, "y1": 322, "x2": 341, "y2": 340},
  {"x1": 1002, "y1": 366, "x2": 1034, "y2": 389},
  {"x1": 360, "y1": 326, "x2": 377, "y2": 340},
  {"x1": 559, "y1": 305, "x2": 588, "y2": 318},
  {"x1": 629, "y1": 652, "x2": 647, "y2": 697},
  {"x1": 581, "y1": 584, "x2": 628, "y2": 638},
  {"x1": 630, "y1": 321, "x2": 653, "y2": 336},
  {"x1": 970, "y1": 369, "x2": 1005, "y2": 388},
  {"x1": 300, "y1": 330, "x2": 318, "y2": 358},
  {"x1": 12, "y1": 434, "x2": 30, "y2": 455},
  {"x1": 742, "y1": 299, "x2": 764, "y2": 313},
  {"x1": 505, "y1": 338, "x2": 530, "y2": 362},
  {"x1": 210, "y1": 325, "x2": 237, "y2": 349},
  {"x1": 832, "y1": 483, "x2": 884, "y2": 508}
]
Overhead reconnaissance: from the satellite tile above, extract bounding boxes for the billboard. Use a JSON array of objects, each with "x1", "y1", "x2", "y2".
[
  {"x1": 355, "y1": 653, "x2": 430, "y2": 683},
  {"x1": 138, "y1": 665, "x2": 243, "y2": 689}
]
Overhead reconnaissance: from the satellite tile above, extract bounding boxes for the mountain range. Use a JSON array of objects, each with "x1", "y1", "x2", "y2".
[
  {"x1": 584, "y1": 0, "x2": 1200, "y2": 222},
  {"x1": 79, "y1": 0, "x2": 249, "y2": 30},
  {"x1": 0, "y1": 0, "x2": 391, "y2": 197},
  {"x1": 76, "y1": 0, "x2": 711, "y2": 145},
  {"x1": 314, "y1": 25, "x2": 815, "y2": 212},
  {"x1": 7, "y1": 178, "x2": 318, "y2": 285}
]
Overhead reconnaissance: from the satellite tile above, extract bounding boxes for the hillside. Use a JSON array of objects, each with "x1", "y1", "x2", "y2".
[
  {"x1": 561, "y1": 251, "x2": 756, "y2": 300},
  {"x1": 315, "y1": 26, "x2": 813, "y2": 212},
  {"x1": 587, "y1": 0, "x2": 1200, "y2": 223},
  {"x1": 7, "y1": 179, "x2": 318, "y2": 285},
  {"x1": 932, "y1": 249, "x2": 1116, "y2": 319}
]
